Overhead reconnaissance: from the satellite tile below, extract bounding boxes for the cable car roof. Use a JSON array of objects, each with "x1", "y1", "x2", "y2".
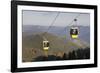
[
  {"x1": 71, "y1": 26, "x2": 79, "y2": 29},
  {"x1": 43, "y1": 41, "x2": 49, "y2": 42}
]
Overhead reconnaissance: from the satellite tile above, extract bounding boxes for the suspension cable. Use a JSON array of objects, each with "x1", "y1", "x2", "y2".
[
  {"x1": 58, "y1": 13, "x2": 81, "y2": 36},
  {"x1": 42, "y1": 12, "x2": 60, "y2": 38},
  {"x1": 47, "y1": 12, "x2": 60, "y2": 32},
  {"x1": 68, "y1": 13, "x2": 81, "y2": 26}
]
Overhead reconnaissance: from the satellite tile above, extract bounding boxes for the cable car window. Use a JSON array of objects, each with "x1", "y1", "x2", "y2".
[
  {"x1": 70, "y1": 29, "x2": 78, "y2": 35},
  {"x1": 44, "y1": 42, "x2": 49, "y2": 47},
  {"x1": 47, "y1": 42, "x2": 49, "y2": 47}
]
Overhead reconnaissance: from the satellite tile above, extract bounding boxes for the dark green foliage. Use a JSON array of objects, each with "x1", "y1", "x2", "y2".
[
  {"x1": 75, "y1": 47, "x2": 90, "y2": 59},
  {"x1": 64, "y1": 47, "x2": 90, "y2": 60},
  {"x1": 32, "y1": 47, "x2": 90, "y2": 61},
  {"x1": 33, "y1": 55, "x2": 62, "y2": 61}
]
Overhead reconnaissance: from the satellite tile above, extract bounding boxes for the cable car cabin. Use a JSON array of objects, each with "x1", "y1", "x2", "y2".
[
  {"x1": 43, "y1": 41, "x2": 49, "y2": 51},
  {"x1": 70, "y1": 27, "x2": 79, "y2": 39}
]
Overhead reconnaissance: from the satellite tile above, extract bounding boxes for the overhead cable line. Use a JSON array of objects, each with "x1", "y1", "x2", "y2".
[
  {"x1": 42, "y1": 12, "x2": 60, "y2": 37},
  {"x1": 58, "y1": 13, "x2": 81, "y2": 36}
]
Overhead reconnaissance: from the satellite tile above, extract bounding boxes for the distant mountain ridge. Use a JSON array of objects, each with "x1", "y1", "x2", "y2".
[{"x1": 23, "y1": 25, "x2": 90, "y2": 43}]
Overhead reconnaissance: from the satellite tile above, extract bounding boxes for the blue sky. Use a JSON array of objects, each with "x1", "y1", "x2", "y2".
[{"x1": 22, "y1": 10, "x2": 90, "y2": 26}]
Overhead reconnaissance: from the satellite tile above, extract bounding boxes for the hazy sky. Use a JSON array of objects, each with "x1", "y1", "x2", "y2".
[{"x1": 22, "y1": 10, "x2": 90, "y2": 26}]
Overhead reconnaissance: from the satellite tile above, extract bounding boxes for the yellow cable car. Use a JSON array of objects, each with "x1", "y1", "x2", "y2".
[
  {"x1": 43, "y1": 41, "x2": 49, "y2": 51},
  {"x1": 70, "y1": 26, "x2": 79, "y2": 39}
]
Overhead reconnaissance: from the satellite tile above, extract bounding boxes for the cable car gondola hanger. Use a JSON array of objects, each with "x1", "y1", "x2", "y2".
[
  {"x1": 57, "y1": 13, "x2": 81, "y2": 39},
  {"x1": 42, "y1": 12, "x2": 60, "y2": 51},
  {"x1": 70, "y1": 18, "x2": 79, "y2": 39}
]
